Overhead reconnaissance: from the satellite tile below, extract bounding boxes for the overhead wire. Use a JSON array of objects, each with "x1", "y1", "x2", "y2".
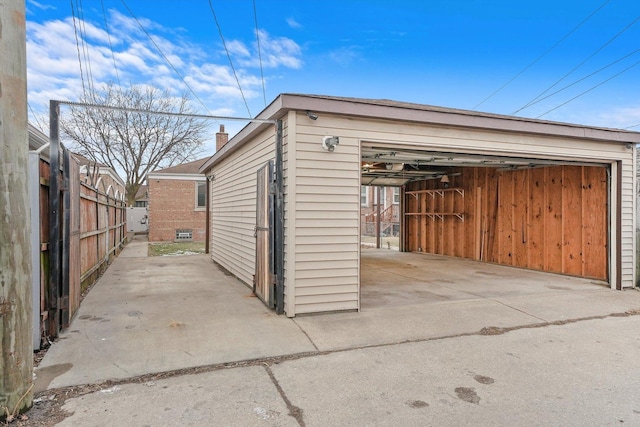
[
  {"x1": 28, "y1": 103, "x2": 47, "y2": 132},
  {"x1": 512, "y1": 48, "x2": 640, "y2": 114},
  {"x1": 472, "y1": 0, "x2": 612, "y2": 111},
  {"x1": 253, "y1": 0, "x2": 267, "y2": 107},
  {"x1": 69, "y1": 0, "x2": 88, "y2": 96},
  {"x1": 76, "y1": 0, "x2": 96, "y2": 97},
  {"x1": 101, "y1": 0, "x2": 121, "y2": 86},
  {"x1": 517, "y1": 13, "x2": 640, "y2": 114},
  {"x1": 208, "y1": 0, "x2": 252, "y2": 117},
  {"x1": 536, "y1": 57, "x2": 640, "y2": 118},
  {"x1": 119, "y1": 0, "x2": 215, "y2": 117}
]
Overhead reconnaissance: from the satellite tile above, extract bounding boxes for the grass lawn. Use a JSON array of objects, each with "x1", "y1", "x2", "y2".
[{"x1": 148, "y1": 241, "x2": 206, "y2": 257}]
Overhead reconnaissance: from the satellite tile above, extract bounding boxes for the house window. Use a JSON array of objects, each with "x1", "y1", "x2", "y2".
[
  {"x1": 196, "y1": 181, "x2": 206, "y2": 209},
  {"x1": 379, "y1": 188, "x2": 386, "y2": 207},
  {"x1": 393, "y1": 187, "x2": 400, "y2": 204},
  {"x1": 134, "y1": 200, "x2": 147, "y2": 207},
  {"x1": 360, "y1": 186, "x2": 369, "y2": 206},
  {"x1": 175, "y1": 229, "x2": 193, "y2": 241}
]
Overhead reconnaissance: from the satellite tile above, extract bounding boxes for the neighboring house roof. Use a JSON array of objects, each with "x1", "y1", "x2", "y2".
[
  {"x1": 148, "y1": 157, "x2": 209, "y2": 180},
  {"x1": 200, "y1": 93, "x2": 640, "y2": 174},
  {"x1": 135, "y1": 185, "x2": 148, "y2": 202},
  {"x1": 28, "y1": 123, "x2": 50, "y2": 158},
  {"x1": 71, "y1": 153, "x2": 126, "y2": 189}
]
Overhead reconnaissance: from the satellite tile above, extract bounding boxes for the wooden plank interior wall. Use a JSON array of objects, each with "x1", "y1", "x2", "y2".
[{"x1": 404, "y1": 165, "x2": 608, "y2": 280}]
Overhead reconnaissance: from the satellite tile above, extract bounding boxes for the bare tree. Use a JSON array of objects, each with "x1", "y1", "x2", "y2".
[{"x1": 61, "y1": 83, "x2": 210, "y2": 205}]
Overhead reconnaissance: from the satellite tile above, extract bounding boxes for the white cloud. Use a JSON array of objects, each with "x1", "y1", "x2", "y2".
[
  {"x1": 598, "y1": 105, "x2": 640, "y2": 129},
  {"x1": 286, "y1": 18, "x2": 302, "y2": 29},
  {"x1": 26, "y1": 9, "x2": 304, "y2": 127},
  {"x1": 227, "y1": 40, "x2": 251, "y2": 58},
  {"x1": 28, "y1": 0, "x2": 55, "y2": 12},
  {"x1": 328, "y1": 46, "x2": 363, "y2": 67},
  {"x1": 235, "y1": 30, "x2": 302, "y2": 69}
]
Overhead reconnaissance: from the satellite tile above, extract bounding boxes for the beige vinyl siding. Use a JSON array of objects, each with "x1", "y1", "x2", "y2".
[
  {"x1": 282, "y1": 115, "x2": 292, "y2": 315},
  {"x1": 620, "y1": 154, "x2": 635, "y2": 287},
  {"x1": 291, "y1": 113, "x2": 361, "y2": 315},
  {"x1": 290, "y1": 114, "x2": 634, "y2": 314},
  {"x1": 209, "y1": 126, "x2": 276, "y2": 287}
]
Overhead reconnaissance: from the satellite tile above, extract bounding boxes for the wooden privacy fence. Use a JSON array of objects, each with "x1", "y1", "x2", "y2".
[{"x1": 30, "y1": 147, "x2": 126, "y2": 349}]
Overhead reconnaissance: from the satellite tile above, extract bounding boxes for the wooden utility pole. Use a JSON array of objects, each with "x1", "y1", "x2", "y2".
[{"x1": 0, "y1": 0, "x2": 34, "y2": 420}]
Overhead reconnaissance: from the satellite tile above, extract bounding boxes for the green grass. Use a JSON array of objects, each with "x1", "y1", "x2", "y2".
[{"x1": 148, "y1": 241, "x2": 206, "y2": 257}]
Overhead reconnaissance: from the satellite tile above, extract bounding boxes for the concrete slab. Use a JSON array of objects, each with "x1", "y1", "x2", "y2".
[
  {"x1": 54, "y1": 316, "x2": 640, "y2": 426},
  {"x1": 36, "y1": 237, "x2": 640, "y2": 397},
  {"x1": 56, "y1": 366, "x2": 297, "y2": 427},
  {"x1": 293, "y1": 298, "x2": 543, "y2": 351},
  {"x1": 119, "y1": 234, "x2": 148, "y2": 258},
  {"x1": 272, "y1": 316, "x2": 640, "y2": 426},
  {"x1": 35, "y1": 242, "x2": 316, "y2": 391}
]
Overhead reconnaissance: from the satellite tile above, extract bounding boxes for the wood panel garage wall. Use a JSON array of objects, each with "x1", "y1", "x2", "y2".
[{"x1": 404, "y1": 165, "x2": 608, "y2": 280}]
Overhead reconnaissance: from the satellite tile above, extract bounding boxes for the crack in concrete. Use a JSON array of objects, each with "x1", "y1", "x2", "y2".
[
  {"x1": 292, "y1": 318, "x2": 319, "y2": 351},
  {"x1": 33, "y1": 308, "x2": 640, "y2": 424},
  {"x1": 263, "y1": 364, "x2": 305, "y2": 427}
]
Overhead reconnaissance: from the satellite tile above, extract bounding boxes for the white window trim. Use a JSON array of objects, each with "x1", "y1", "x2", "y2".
[
  {"x1": 392, "y1": 187, "x2": 400, "y2": 204},
  {"x1": 195, "y1": 181, "x2": 206, "y2": 210},
  {"x1": 361, "y1": 186, "x2": 369, "y2": 207}
]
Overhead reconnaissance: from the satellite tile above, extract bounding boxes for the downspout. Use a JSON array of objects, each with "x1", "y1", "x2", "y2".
[
  {"x1": 274, "y1": 119, "x2": 285, "y2": 314},
  {"x1": 205, "y1": 176, "x2": 211, "y2": 254}
]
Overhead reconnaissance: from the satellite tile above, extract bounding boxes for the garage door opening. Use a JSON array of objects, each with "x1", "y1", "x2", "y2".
[{"x1": 359, "y1": 143, "x2": 611, "y2": 308}]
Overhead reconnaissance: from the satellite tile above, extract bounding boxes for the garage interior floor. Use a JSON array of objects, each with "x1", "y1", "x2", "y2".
[{"x1": 360, "y1": 247, "x2": 608, "y2": 310}]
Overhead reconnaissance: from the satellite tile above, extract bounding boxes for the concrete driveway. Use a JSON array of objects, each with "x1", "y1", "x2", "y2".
[{"x1": 36, "y1": 235, "x2": 640, "y2": 392}]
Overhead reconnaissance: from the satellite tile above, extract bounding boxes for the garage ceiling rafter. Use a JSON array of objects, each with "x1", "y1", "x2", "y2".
[{"x1": 361, "y1": 144, "x2": 610, "y2": 186}]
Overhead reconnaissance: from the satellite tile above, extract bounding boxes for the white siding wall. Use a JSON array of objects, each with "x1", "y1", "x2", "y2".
[
  {"x1": 209, "y1": 127, "x2": 276, "y2": 287},
  {"x1": 289, "y1": 112, "x2": 361, "y2": 315},
  {"x1": 289, "y1": 114, "x2": 635, "y2": 314}
]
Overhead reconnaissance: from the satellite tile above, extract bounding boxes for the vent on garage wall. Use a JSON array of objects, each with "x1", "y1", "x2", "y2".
[{"x1": 175, "y1": 229, "x2": 193, "y2": 241}]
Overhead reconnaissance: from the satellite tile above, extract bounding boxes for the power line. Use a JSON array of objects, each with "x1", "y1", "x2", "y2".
[
  {"x1": 624, "y1": 123, "x2": 640, "y2": 130},
  {"x1": 28, "y1": 102, "x2": 47, "y2": 132},
  {"x1": 513, "y1": 48, "x2": 640, "y2": 114},
  {"x1": 101, "y1": 0, "x2": 121, "y2": 86},
  {"x1": 120, "y1": 0, "x2": 215, "y2": 117},
  {"x1": 536, "y1": 57, "x2": 640, "y2": 118},
  {"x1": 208, "y1": 0, "x2": 252, "y2": 117},
  {"x1": 69, "y1": 0, "x2": 88, "y2": 96},
  {"x1": 253, "y1": 0, "x2": 267, "y2": 107},
  {"x1": 473, "y1": 0, "x2": 612, "y2": 110},
  {"x1": 76, "y1": 0, "x2": 96, "y2": 97},
  {"x1": 519, "y1": 13, "x2": 640, "y2": 114}
]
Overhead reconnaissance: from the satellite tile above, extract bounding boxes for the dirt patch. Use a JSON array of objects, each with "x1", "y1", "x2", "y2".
[
  {"x1": 148, "y1": 242, "x2": 205, "y2": 257},
  {"x1": 455, "y1": 387, "x2": 480, "y2": 405},
  {"x1": 406, "y1": 400, "x2": 429, "y2": 408},
  {"x1": 474, "y1": 375, "x2": 495, "y2": 385}
]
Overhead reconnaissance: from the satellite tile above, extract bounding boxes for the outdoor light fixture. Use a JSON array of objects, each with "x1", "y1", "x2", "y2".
[
  {"x1": 322, "y1": 136, "x2": 339, "y2": 152},
  {"x1": 440, "y1": 174, "x2": 450, "y2": 188},
  {"x1": 306, "y1": 111, "x2": 318, "y2": 120}
]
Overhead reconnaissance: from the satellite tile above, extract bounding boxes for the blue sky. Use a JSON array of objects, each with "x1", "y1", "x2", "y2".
[{"x1": 26, "y1": 0, "x2": 640, "y2": 153}]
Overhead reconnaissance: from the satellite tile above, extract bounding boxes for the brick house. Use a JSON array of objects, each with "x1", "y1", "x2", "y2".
[
  {"x1": 147, "y1": 125, "x2": 228, "y2": 242},
  {"x1": 360, "y1": 186, "x2": 400, "y2": 237},
  {"x1": 147, "y1": 157, "x2": 210, "y2": 242}
]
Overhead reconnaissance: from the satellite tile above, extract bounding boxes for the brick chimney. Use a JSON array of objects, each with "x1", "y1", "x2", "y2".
[{"x1": 215, "y1": 124, "x2": 228, "y2": 152}]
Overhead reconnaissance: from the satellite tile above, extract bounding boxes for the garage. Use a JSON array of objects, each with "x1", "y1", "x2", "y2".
[
  {"x1": 361, "y1": 147, "x2": 609, "y2": 280},
  {"x1": 200, "y1": 94, "x2": 639, "y2": 317}
]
